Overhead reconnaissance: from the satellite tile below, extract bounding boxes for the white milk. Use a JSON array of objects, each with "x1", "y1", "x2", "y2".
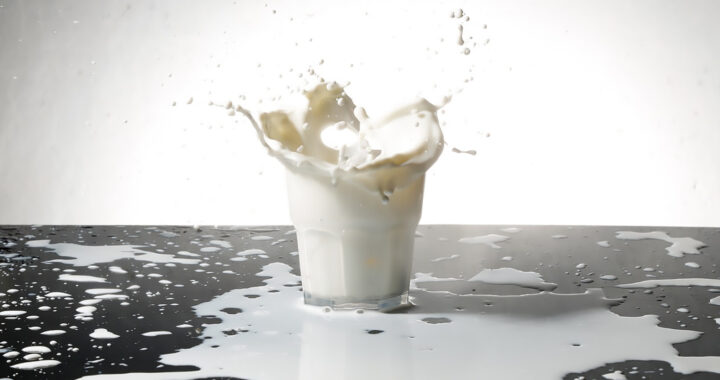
[{"x1": 238, "y1": 82, "x2": 444, "y2": 310}]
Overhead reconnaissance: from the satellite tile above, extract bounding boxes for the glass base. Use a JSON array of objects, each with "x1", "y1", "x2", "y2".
[{"x1": 304, "y1": 291, "x2": 411, "y2": 313}]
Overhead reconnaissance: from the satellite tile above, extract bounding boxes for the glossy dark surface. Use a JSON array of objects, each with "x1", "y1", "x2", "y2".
[{"x1": 1, "y1": 225, "x2": 719, "y2": 379}]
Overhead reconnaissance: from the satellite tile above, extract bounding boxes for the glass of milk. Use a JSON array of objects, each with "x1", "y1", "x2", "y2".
[
  {"x1": 287, "y1": 167, "x2": 426, "y2": 310},
  {"x1": 242, "y1": 82, "x2": 443, "y2": 311}
]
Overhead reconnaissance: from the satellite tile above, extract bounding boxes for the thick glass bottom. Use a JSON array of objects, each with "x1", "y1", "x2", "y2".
[{"x1": 304, "y1": 291, "x2": 411, "y2": 312}]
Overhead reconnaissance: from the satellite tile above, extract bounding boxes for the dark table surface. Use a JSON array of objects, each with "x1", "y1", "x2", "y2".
[{"x1": 1, "y1": 225, "x2": 720, "y2": 379}]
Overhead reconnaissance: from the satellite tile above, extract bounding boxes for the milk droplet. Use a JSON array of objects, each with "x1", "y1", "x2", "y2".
[
  {"x1": 21, "y1": 346, "x2": 51, "y2": 354},
  {"x1": 618, "y1": 278, "x2": 720, "y2": 288},
  {"x1": 602, "y1": 370, "x2": 628, "y2": 380},
  {"x1": 23, "y1": 353, "x2": 41, "y2": 361},
  {"x1": 451, "y1": 147, "x2": 477, "y2": 155},
  {"x1": 468, "y1": 267, "x2": 557, "y2": 291},
  {"x1": 90, "y1": 328, "x2": 119, "y2": 339},
  {"x1": 11, "y1": 359, "x2": 61, "y2": 370}
]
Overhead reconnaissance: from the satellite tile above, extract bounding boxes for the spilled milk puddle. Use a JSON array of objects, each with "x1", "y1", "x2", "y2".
[{"x1": 1, "y1": 225, "x2": 720, "y2": 379}]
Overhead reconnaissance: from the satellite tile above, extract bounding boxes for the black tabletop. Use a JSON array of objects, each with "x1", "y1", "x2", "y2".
[{"x1": 1, "y1": 225, "x2": 720, "y2": 379}]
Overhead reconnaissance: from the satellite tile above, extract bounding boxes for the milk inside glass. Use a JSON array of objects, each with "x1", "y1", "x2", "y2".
[{"x1": 240, "y1": 82, "x2": 444, "y2": 310}]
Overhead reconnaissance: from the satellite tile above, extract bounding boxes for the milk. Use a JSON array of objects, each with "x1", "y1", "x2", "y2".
[
  {"x1": 287, "y1": 168, "x2": 424, "y2": 308},
  {"x1": 239, "y1": 82, "x2": 444, "y2": 310}
]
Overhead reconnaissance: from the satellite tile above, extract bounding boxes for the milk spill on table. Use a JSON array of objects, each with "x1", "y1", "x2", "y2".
[
  {"x1": 76, "y1": 261, "x2": 720, "y2": 380},
  {"x1": 467, "y1": 267, "x2": 558, "y2": 291},
  {"x1": 710, "y1": 296, "x2": 720, "y2": 306},
  {"x1": 58, "y1": 274, "x2": 107, "y2": 283},
  {"x1": 618, "y1": 278, "x2": 720, "y2": 288},
  {"x1": 430, "y1": 253, "x2": 460, "y2": 263},
  {"x1": 602, "y1": 370, "x2": 628, "y2": 380},
  {"x1": 26, "y1": 240, "x2": 201, "y2": 266},
  {"x1": 5, "y1": 226, "x2": 720, "y2": 376},
  {"x1": 615, "y1": 231, "x2": 706, "y2": 257}
]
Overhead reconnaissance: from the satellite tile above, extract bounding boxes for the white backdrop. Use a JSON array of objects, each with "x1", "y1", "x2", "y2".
[{"x1": 1, "y1": 0, "x2": 719, "y2": 226}]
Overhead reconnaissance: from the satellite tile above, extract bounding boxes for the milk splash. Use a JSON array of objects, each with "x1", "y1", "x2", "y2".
[{"x1": 235, "y1": 81, "x2": 445, "y2": 200}]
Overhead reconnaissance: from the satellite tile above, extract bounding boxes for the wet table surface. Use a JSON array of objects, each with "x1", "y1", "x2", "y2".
[{"x1": 1, "y1": 225, "x2": 720, "y2": 380}]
